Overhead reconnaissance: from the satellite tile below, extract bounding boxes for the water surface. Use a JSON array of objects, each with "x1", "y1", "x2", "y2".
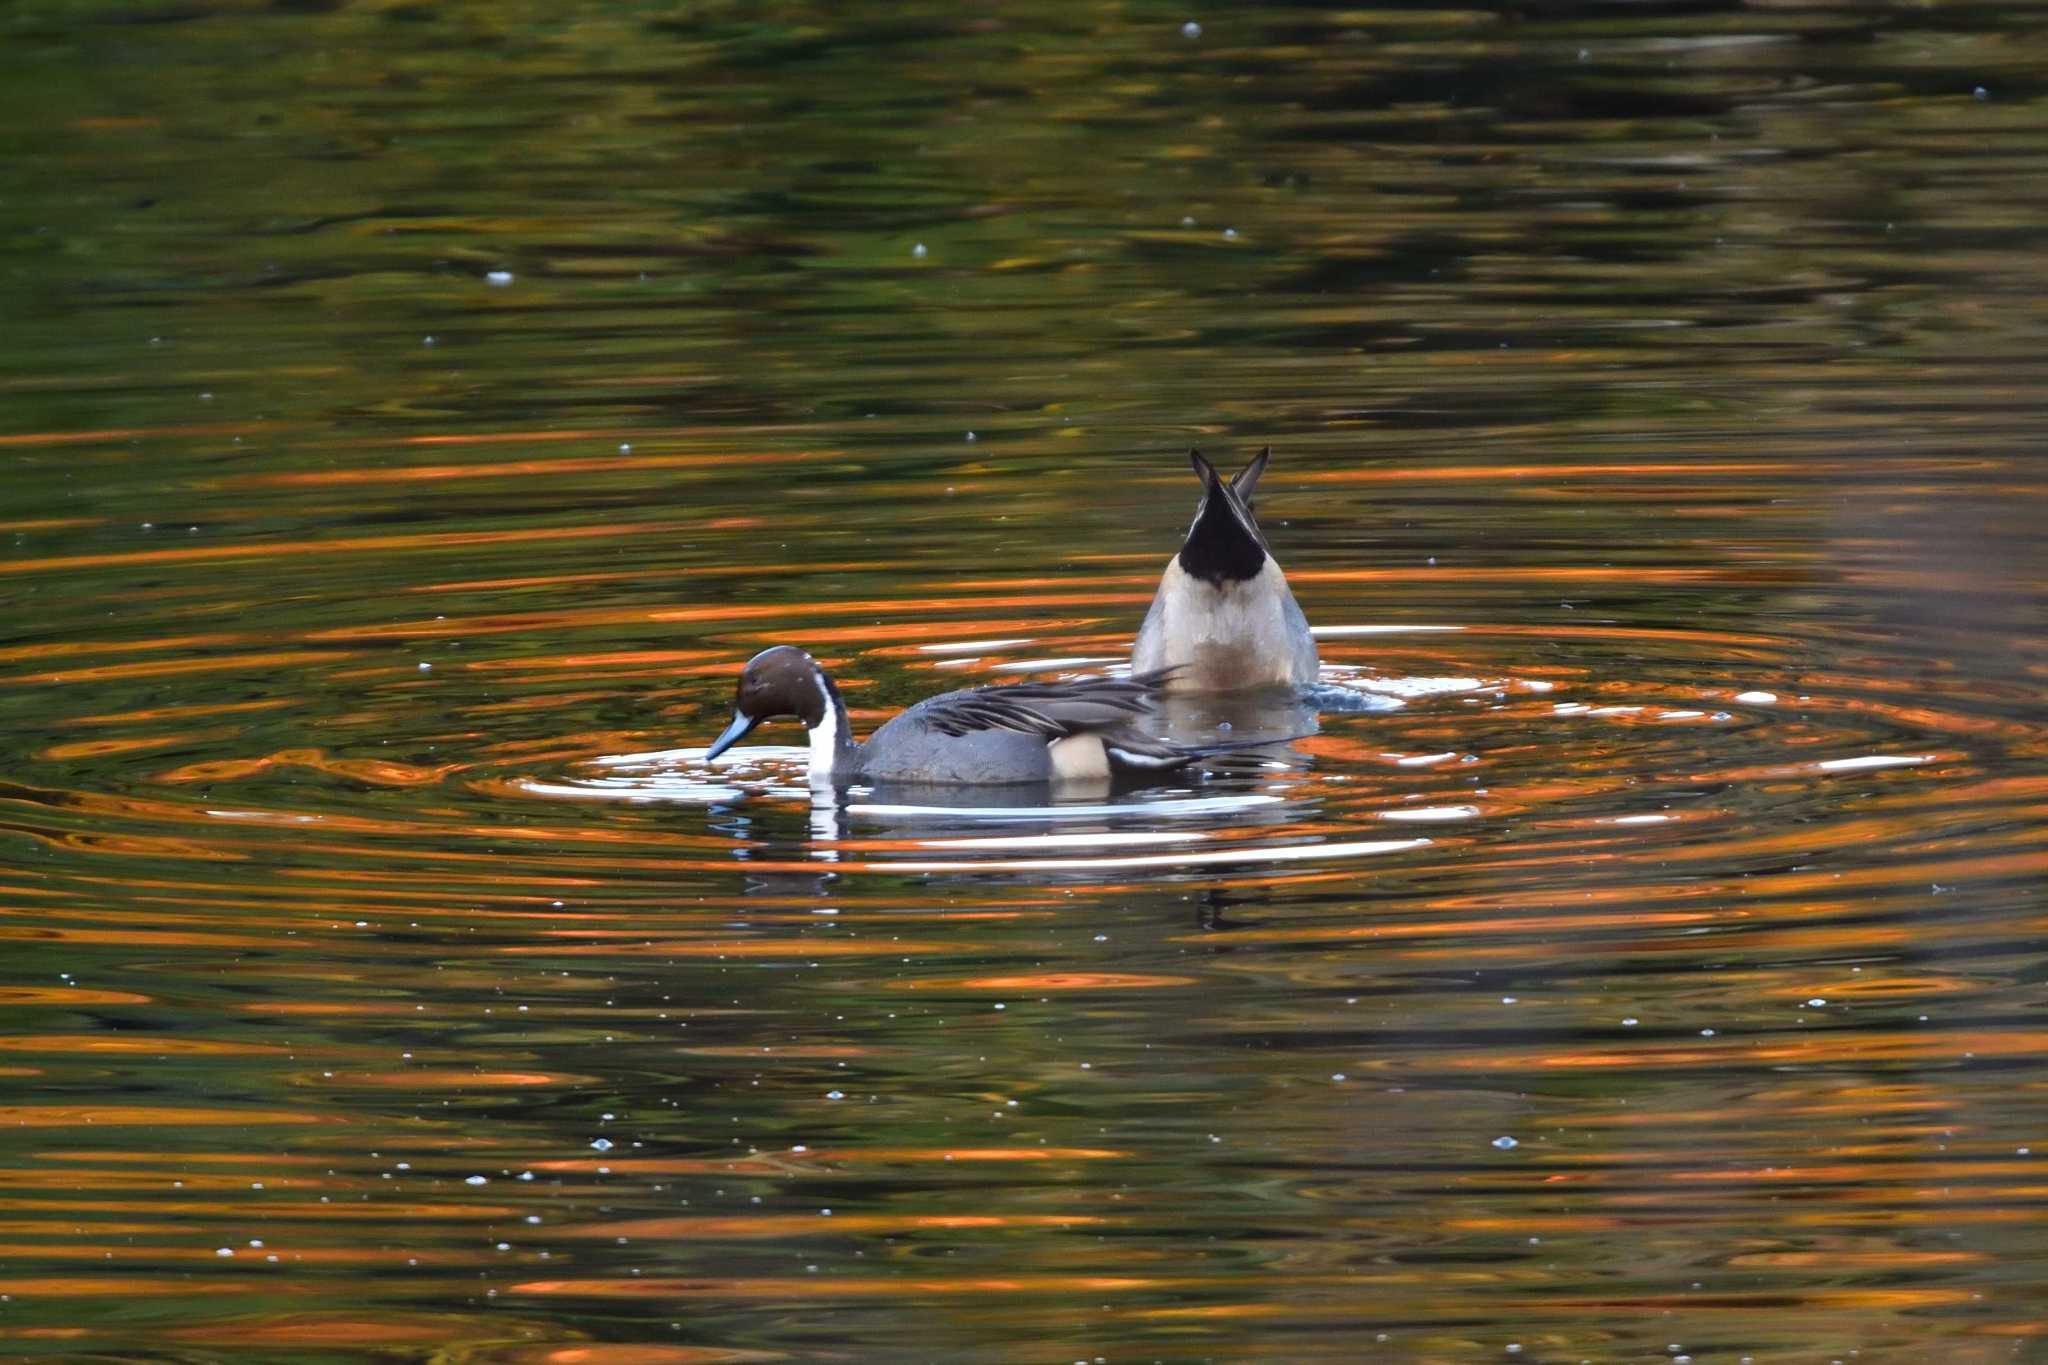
[{"x1": 3, "y1": 3, "x2": 2047, "y2": 1361}]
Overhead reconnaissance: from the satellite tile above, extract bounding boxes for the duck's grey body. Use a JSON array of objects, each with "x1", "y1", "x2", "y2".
[
  {"x1": 859, "y1": 696, "x2": 1081, "y2": 784},
  {"x1": 1131, "y1": 448, "x2": 1319, "y2": 694},
  {"x1": 706, "y1": 647, "x2": 1289, "y2": 788}
]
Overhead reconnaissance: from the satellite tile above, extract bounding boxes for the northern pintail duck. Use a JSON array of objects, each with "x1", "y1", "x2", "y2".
[
  {"x1": 705, "y1": 646, "x2": 1284, "y2": 785},
  {"x1": 1131, "y1": 447, "x2": 1319, "y2": 693}
]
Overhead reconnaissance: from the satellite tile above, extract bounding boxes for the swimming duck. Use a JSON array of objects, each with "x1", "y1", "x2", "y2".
[
  {"x1": 704, "y1": 646, "x2": 1285, "y2": 785},
  {"x1": 1131, "y1": 447, "x2": 1319, "y2": 693}
]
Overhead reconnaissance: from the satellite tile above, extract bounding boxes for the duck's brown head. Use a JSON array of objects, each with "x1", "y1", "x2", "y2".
[{"x1": 705, "y1": 646, "x2": 834, "y2": 760}]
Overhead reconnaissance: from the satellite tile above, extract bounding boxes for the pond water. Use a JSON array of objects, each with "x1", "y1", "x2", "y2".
[{"x1": 4, "y1": 3, "x2": 2047, "y2": 1361}]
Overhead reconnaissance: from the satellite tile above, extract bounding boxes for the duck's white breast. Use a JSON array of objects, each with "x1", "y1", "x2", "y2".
[{"x1": 1132, "y1": 558, "x2": 1318, "y2": 692}]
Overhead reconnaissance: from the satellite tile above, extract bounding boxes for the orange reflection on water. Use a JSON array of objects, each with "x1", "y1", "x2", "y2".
[
  {"x1": 165, "y1": 1313, "x2": 529, "y2": 1349},
  {"x1": 1, "y1": 1327, "x2": 90, "y2": 1339},
  {"x1": 217, "y1": 448, "x2": 827, "y2": 489},
  {"x1": 4, "y1": 651, "x2": 352, "y2": 686},
  {"x1": 522, "y1": 1158, "x2": 796, "y2": 1177},
  {"x1": 903, "y1": 972, "x2": 1198, "y2": 991},
  {"x1": 0, "y1": 1035, "x2": 297, "y2": 1058},
  {"x1": 303, "y1": 592, "x2": 1153, "y2": 647},
  {"x1": 1730, "y1": 1249, "x2": 1984, "y2": 1268},
  {"x1": 510, "y1": 1273, "x2": 1171, "y2": 1299},
  {"x1": 497, "y1": 1348, "x2": 775, "y2": 1364},
  {"x1": 558, "y1": 1213, "x2": 1110, "y2": 1239},
  {"x1": 1295, "y1": 456, "x2": 1998, "y2": 484},
  {"x1": 802, "y1": 1146, "x2": 1124, "y2": 1163},
  {"x1": 525, "y1": 1147, "x2": 1123, "y2": 1176},
  {"x1": 463, "y1": 649, "x2": 720, "y2": 672},
  {"x1": 0, "y1": 1196, "x2": 513, "y2": 1219},
  {"x1": 681, "y1": 1046, "x2": 874, "y2": 1058},
  {"x1": 315, "y1": 1070, "x2": 584, "y2": 1088},
  {"x1": 0, "y1": 1277, "x2": 262, "y2": 1297},
  {"x1": 1172, "y1": 908, "x2": 1719, "y2": 947},
  {"x1": 1450, "y1": 1028, "x2": 2048, "y2": 1074},
  {"x1": 0, "y1": 926, "x2": 284, "y2": 950},
  {"x1": 0, "y1": 517, "x2": 103, "y2": 531},
  {"x1": 0, "y1": 522, "x2": 676, "y2": 580},
  {"x1": 35, "y1": 1151, "x2": 340, "y2": 1166},
  {"x1": 0, "y1": 987, "x2": 150, "y2": 1006},
  {"x1": 39, "y1": 731, "x2": 238, "y2": 761},
  {"x1": 0, "y1": 1106, "x2": 334, "y2": 1127},
  {"x1": 242, "y1": 1000, "x2": 728, "y2": 1019},
  {"x1": 0, "y1": 423, "x2": 276, "y2": 448},
  {"x1": 405, "y1": 557, "x2": 918, "y2": 595},
  {"x1": 0, "y1": 1243, "x2": 488, "y2": 1267},
  {"x1": 500, "y1": 937, "x2": 966, "y2": 958},
  {"x1": 157, "y1": 748, "x2": 453, "y2": 786},
  {"x1": 0, "y1": 632, "x2": 252, "y2": 666}
]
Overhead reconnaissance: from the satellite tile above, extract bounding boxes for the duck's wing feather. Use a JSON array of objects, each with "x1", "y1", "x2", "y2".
[
  {"x1": 920, "y1": 669, "x2": 1304, "y2": 775},
  {"x1": 921, "y1": 670, "x2": 1173, "y2": 740}
]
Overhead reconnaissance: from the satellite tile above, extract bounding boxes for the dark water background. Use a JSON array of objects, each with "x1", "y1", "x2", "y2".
[{"x1": 4, "y1": 3, "x2": 2047, "y2": 1361}]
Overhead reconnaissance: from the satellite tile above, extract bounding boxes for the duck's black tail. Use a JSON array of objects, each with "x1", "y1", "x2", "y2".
[{"x1": 1102, "y1": 729, "x2": 1312, "y2": 775}]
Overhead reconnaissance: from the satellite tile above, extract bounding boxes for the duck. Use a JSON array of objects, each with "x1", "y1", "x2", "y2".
[
  {"x1": 1130, "y1": 447, "x2": 1319, "y2": 694},
  {"x1": 704, "y1": 646, "x2": 1290, "y2": 786}
]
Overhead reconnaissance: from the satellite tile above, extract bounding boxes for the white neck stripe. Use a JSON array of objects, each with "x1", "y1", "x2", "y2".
[{"x1": 806, "y1": 673, "x2": 841, "y2": 781}]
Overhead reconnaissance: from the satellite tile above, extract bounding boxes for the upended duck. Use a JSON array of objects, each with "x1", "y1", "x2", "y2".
[
  {"x1": 1131, "y1": 447, "x2": 1319, "y2": 693},
  {"x1": 705, "y1": 646, "x2": 1289, "y2": 785}
]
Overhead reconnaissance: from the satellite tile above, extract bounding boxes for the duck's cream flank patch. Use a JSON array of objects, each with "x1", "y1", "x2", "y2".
[{"x1": 1047, "y1": 733, "x2": 1111, "y2": 782}]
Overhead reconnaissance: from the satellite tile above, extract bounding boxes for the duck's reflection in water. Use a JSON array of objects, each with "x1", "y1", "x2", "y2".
[
  {"x1": 1144, "y1": 684, "x2": 1323, "y2": 748},
  {"x1": 704, "y1": 778, "x2": 1315, "y2": 903},
  {"x1": 819, "y1": 773, "x2": 1309, "y2": 847}
]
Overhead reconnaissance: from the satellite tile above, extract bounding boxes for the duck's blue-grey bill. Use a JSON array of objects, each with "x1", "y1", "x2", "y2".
[{"x1": 705, "y1": 712, "x2": 758, "y2": 762}]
